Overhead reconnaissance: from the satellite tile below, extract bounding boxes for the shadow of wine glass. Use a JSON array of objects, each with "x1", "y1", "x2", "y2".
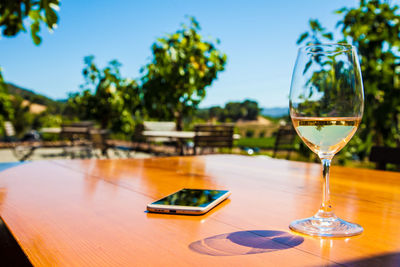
[{"x1": 189, "y1": 230, "x2": 304, "y2": 256}]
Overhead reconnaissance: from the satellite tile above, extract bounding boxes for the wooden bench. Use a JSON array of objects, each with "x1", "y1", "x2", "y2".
[
  {"x1": 59, "y1": 121, "x2": 95, "y2": 158},
  {"x1": 193, "y1": 124, "x2": 234, "y2": 155}
]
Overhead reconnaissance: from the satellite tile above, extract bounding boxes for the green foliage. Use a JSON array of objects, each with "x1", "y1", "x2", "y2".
[
  {"x1": 0, "y1": 69, "x2": 14, "y2": 136},
  {"x1": 297, "y1": 19, "x2": 333, "y2": 45},
  {"x1": 209, "y1": 106, "x2": 224, "y2": 120},
  {"x1": 0, "y1": 0, "x2": 60, "y2": 137},
  {"x1": 33, "y1": 112, "x2": 62, "y2": 140},
  {"x1": 34, "y1": 112, "x2": 61, "y2": 127},
  {"x1": 10, "y1": 95, "x2": 33, "y2": 137},
  {"x1": 235, "y1": 137, "x2": 276, "y2": 149},
  {"x1": 337, "y1": 0, "x2": 400, "y2": 155},
  {"x1": 0, "y1": 0, "x2": 60, "y2": 45},
  {"x1": 0, "y1": 88, "x2": 13, "y2": 120},
  {"x1": 224, "y1": 99, "x2": 259, "y2": 121},
  {"x1": 245, "y1": 129, "x2": 255, "y2": 138},
  {"x1": 298, "y1": 0, "x2": 400, "y2": 161},
  {"x1": 195, "y1": 99, "x2": 260, "y2": 122},
  {"x1": 65, "y1": 56, "x2": 141, "y2": 135},
  {"x1": 295, "y1": 47, "x2": 363, "y2": 118},
  {"x1": 6, "y1": 83, "x2": 65, "y2": 113},
  {"x1": 141, "y1": 16, "x2": 227, "y2": 130}
]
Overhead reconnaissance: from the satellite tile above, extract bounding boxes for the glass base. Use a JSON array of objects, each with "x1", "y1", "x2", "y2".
[{"x1": 289, "y1": 214, "x2": 363, "y2": 237}]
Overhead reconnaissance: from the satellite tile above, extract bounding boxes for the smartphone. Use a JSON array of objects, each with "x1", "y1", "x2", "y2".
[{"x1": 147, "y1": 188, "x2": 231, "y2": 215}]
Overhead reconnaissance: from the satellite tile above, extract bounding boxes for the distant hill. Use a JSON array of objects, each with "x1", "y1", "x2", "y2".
[
  {"x1": 261, "y1": 107, "x2": 289, "y2": 118},
  {"x1": 6, "y1": 83, "x2": 65, "y2": 113}
]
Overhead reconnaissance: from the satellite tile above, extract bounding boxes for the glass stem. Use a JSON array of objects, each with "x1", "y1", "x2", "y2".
[{"x1": 316, "y1": 157, "x2": 336, "y2": 219}]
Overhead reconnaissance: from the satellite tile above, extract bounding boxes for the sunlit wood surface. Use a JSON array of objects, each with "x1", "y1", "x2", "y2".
[{"x1": 1, "y1": 155, "x2": 400, "y2": 266}]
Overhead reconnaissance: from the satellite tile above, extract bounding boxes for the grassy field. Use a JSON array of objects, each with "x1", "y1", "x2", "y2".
[
  {"x1": 233, "y1": 138, "x2": 381, "y2": 170},
  {"x1": 231, "y1": 121, "x2": 387, "y2": 171},
  {"x1": 234, "y1": 137, "x2": 276, "y2": 149},
  {"x1": 235, "y1": 136, "x2": 295, "y2": 150}
]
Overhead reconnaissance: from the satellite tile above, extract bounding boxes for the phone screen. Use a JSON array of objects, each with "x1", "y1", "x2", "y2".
[{"x1": 152, "y1": 189, "x2": 229, "y2": 207}]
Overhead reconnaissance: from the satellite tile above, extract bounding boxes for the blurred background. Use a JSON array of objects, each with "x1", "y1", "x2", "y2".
[{"x1": 0, "y1": 0, "x2": 399, "y2": 169}]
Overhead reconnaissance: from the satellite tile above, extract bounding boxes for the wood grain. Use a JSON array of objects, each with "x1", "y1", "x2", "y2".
[{"x1": 0, "y1": 155, "x2": 400, "y2": 266}]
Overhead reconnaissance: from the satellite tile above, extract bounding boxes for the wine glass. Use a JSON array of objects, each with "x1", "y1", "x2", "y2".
[{"x1": 289, "y1": 43, "x2": 364, "y2": 237}]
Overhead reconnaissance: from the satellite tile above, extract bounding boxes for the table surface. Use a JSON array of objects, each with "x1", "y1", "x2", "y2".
[{"x1": 0, "y1": 155, "x2": 400, "y2": 266}]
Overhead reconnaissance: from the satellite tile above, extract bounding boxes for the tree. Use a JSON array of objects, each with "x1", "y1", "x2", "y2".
[
  {"x1": 337, "y1": 0, "x2": 400, "y2": 154},
  {"x1": 297, "y1": 19, "x2": 333, "y2": 45},
  {"x1": 241, "y1": 99, "x2": 259, "y2": 120},
  {"x1": 0, "y1": 0, "x2": 60, "y2": 136},
  {"x1": 219, "y1": 99, "x2": 260, "y2": 122},
  {"x1": 224, "y1": 102, "x2": 243, "y2": 121},
  {"x1": 0, "y1": 68, "x2": 12, "y2": 115},
  {"x1": 0, "y1": 69, "x2": 13, "y2": 136},
  {"x1": 141, "y1": 17, "x2": 227, "y2": 130},
  {"x1": 66, "y1": 56, "x2": 141, "y2": 135},
  {"x1": 0, "y1": 0, "x2": 60, "y2": 45},
  {"x1": 209, "y1": 106, "x2": 224, "y2": 121},
  {"x1": 194, "y1": 99, "x2": 260, "y2": 122},
  {"x1": 298, "y1": 0, "x2": 400, "y2": 159},
  {"x1": 10, "y1": 95, "x2": 33, "y2": 137}
]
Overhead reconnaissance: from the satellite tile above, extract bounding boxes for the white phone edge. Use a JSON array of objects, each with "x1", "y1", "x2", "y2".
[{"x1": 147, "y1": 190, "x2": 231, "y2": 215}]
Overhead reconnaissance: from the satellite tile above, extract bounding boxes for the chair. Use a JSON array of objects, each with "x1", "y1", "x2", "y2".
[
  {"x1": 273, "y1": 125, "x2": 296, "y2": 159},
  {"x1": 107, "y1": 123, "x2": 149, "y2": 157},
  {"x1": 1, "y1": 121, "x2": 40, "y2": 161},
  {"x1": 193, "y1": 124, "x2": 234, "y2": 155},
  {"x1": 60, "y1": 121, "x2": 95, "y2": 158},
  {"x1": 3, "y1": 121, "x2": 16, "y2": 142},
  {"x1": 369, "y1": 146, "x2": 400, "y2": 170},
  {"x1": 89, "y1": 129, "x2": 111, "y2": 158},
  {"x1": 142, "y1": 121, "x2": 178, "y2": 155}
]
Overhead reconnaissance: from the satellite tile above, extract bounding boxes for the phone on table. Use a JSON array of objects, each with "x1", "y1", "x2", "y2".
[{"x1": 147, "y1": 188, "x2": 231, "y2": 215}]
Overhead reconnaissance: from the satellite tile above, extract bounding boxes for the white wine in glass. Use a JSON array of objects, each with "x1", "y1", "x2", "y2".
[
  {"x1": 289, "y1": 44, "x2": 364, "y2": 237},
  {"x1": 291, "y1": 117, "x2": 361, "y2": 155}
]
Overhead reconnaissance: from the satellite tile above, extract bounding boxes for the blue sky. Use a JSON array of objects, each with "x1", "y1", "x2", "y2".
[{"x1": 0, "y1": 0, "x2": 357, "y2": 108}]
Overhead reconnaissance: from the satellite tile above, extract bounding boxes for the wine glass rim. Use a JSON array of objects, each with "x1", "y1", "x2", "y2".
[{"x1": 299, "y1": 43, "x2": 354, "y2": 54}]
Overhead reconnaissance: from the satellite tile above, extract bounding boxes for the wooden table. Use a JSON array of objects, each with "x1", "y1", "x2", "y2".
[{"x1": 0, "y1": 155, "x2": 400, "y2": 266}]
